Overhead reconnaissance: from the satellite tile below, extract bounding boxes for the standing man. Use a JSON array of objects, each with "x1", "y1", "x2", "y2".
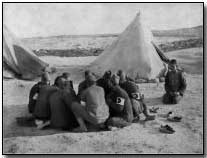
[{"x1": 163, "y1": 59, "x2": 187, "y2": 104}]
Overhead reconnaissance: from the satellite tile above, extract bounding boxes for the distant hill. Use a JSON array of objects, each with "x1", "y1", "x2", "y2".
[
  {"x1": 152, "y1": 25, "x2": 203, "y2": 38},
  {"x1": 23, "y1": 25, "x2": 203, "y2": 40}
]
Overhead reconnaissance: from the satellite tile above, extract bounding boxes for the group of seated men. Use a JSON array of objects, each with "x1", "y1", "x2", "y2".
[{"x1": 28, "y1": 59, "x2": 187, "y2": 132}]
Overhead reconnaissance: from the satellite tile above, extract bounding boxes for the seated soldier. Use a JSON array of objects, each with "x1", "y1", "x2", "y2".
[
  {"x1": 119, "y1": 71, "x2": 155, "y2": 121},
  {"x1": 33, "y1": 76, "x2": 66, "y2": 129},
  {"x1": 70, "y1": 74, "x2": 109, "y2": 132},
  {"x1": 49, "y1": 77, "x2": 79, "y2": 130},
  {"x1": 163, "y1": 59, "x2": 187, "y2": 104},
  {"x1": 96, "y1": 70, "x2": 113, "y2": 98},
  {"x1": 77, "y1": 70, "x2": 94, "y2": 100},
  {"x1": 106, "y1": 74, "x2": 133, "y2": 123},
  {"x1": 28, "y1": 72, "x2": 50, "y2": 114}
]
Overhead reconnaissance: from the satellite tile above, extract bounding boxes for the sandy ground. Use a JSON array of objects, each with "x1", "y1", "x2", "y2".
[{"x1": 3, "y1": 48, "x2": 203, "y2": 154}]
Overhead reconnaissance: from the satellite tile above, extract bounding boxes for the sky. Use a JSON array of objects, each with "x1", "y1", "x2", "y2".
[{"x1": 3, "y1": 3, "x2": 203, "y2": 38}]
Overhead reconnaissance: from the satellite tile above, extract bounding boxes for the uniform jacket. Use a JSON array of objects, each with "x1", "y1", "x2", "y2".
[
  {"x1": 96, "y1": 77, "x2": 113, "y2": 97},
  {"x1": 120, "y1": 81, "x2": 140, "y2": 99},
  {"x1": 81, "y1": 85, "x2": 109, "y2": 121},
  {"x1": 28, "y1": 82, "x2": 47, "y2": 113},
  {"x1": 165, "y1": 70, "x2": 187, "y2": 96},
  {"x1": 107, "y1": 85, "x2": 133, "y2": 122}
]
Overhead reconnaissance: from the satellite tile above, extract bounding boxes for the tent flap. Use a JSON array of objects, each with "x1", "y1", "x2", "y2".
[{"x1": 3, "y1": 25, "x2": 48, "y2": 80}]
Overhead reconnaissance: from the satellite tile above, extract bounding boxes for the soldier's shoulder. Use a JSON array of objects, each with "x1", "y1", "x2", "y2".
[{"x1": 78, "y1": 80, "x2": 86, "y2": 86}]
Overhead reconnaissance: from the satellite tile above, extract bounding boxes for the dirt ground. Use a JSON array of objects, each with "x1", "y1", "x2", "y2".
[{"x1": 3, "y1": 48, "x2": 204, "y2": 154}]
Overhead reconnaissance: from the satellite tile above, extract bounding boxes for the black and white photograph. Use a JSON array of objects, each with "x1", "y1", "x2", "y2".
[{"x1": 2, "y1": 3, "x2": 204, "y2": 154}]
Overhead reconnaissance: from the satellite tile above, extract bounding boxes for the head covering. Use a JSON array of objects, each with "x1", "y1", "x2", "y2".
[
  {"x1": 85, "y1": 70, "x2": 91, "y2": 78},
  {"x1": 62, "y1": 72, "x2": 71, "y2": 79},
  {"x1": 117, "y1": 70, "x2": 123, "y2": 76},
  {"x1": 170, "y1": 59, "x2": 177, "y2": 65},
  {"x1": 54, "y1": 76, "x2": 66, "y2": 89},
  {"x1": 103, "y1": 70, "x2": 112, "y2": 79}
]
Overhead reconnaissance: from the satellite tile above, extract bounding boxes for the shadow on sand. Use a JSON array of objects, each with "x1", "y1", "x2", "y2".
[
  {"x1": 3, "y1": 104, "x2": 109, "y2": 138},
  {"x1": 3, "y1": 104, "x2": 69, "y2": 138}
]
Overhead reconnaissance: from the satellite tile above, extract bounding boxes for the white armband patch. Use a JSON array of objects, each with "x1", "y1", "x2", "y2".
[
  {"x1": 81, "y1": 101, "x2": 86, "y2": 106},
  {"x1": 33, "y1": 93, "x2": 39, "y2": 100},
  {"x1": 116, "y1": 97, "x2": 125, "y2": 106}
]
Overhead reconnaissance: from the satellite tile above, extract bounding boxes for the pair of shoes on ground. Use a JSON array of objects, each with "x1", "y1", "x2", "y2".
[
  {"x1": 167, "y1": 116, "x2": 182, "y2": 122},
  {"x1": 35, "y1": 119, "x2": 50, "y2": 129},
  {"x1": 167, "y1": 112, "x2": 182, "y2": 122},
  {"x1": 159, "y1": 124, "x2": 175, "y2": 134}
]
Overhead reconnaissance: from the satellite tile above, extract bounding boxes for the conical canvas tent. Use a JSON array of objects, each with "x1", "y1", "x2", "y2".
[
  {"x1": 3, "y1": 25, "x2": 48, "y2": 80},
  {"x1": 89, "y1": 13, "x2": 165, "y2": 79}
]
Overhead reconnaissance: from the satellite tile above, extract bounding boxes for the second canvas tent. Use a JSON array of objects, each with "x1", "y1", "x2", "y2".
[{"x1": 89, "y1": 12, "x2": 166, "y2": 79}]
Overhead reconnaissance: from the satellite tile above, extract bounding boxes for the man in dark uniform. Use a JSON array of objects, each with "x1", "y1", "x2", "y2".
[
  {"x1": 106, "y1": 74, "x2": 134, "y2": 123},
  {"x1": 119, "y1": 71, "x2": 155, "y2": 121},
  {"x1": 96, "y1": 70, "x2": 113, "y2": 98},
  {"x1": 28, "y1": 72, "x2": 50, "y2": 114},
  {"x1": 49, "y1": 77, "x2": 79, "y2": 130},
  {"x1": 163, "y1": 59, "x2": 187, "y2": 104}
]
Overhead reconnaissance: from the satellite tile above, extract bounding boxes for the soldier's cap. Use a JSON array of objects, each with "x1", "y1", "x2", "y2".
[
  {"x1": 85, "y1": 70, "x2": 91, "y2": 77},
  {"x1": 117, "y1": 69, "x2": 123, "y2": 76},
  {"x1": 170, "y1": 59, "x2": 177, "y2": 65},
  {"x1": 62, "y1": 72, "x2": 71, "y2": 78},
  {"x1": 103, "y1": 70, "x2": 112, "y2": 78}
]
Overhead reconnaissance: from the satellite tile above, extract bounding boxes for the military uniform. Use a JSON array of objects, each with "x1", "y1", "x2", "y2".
[
  {"x1": 120, "y1": 81, "x2": 144, "y2": 117},
  {"x1": 106, "y1": 85, "x2": 133, "y2": 123},
  {"x1": 49, "y1": 88, "x2": 78, "y2": 129},
  {"x1": 96, "y1": 77, "x2": 113, "y2": 97},
  {"x1": 28, "y1": 82, "x2": 47, "y2": 114},
  {"x1": 71, "y1": 85, "x2": 109, "y2": 125},
  {"x1": 33, "y1": 85, "x2": 58, "y2": 120},
  {"x1": 163, "y1": 70, "x2": 187, "y2": 104}
]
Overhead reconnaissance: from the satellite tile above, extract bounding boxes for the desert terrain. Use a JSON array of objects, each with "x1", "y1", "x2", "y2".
[{"x1": 3, "y1": 29, "x2": 204, "y2": 153}]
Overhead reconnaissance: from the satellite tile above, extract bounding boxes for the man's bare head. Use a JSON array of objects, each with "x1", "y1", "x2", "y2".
[
  {"x1": 111, "y1": 74, "x2": 120, "y2": 85},
  {"x1": 169, "y1": 59, "x2": 178, "y2": 72},
  {"x1": 117, "y1": 70, "x2": 126, "y2": 83}
]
